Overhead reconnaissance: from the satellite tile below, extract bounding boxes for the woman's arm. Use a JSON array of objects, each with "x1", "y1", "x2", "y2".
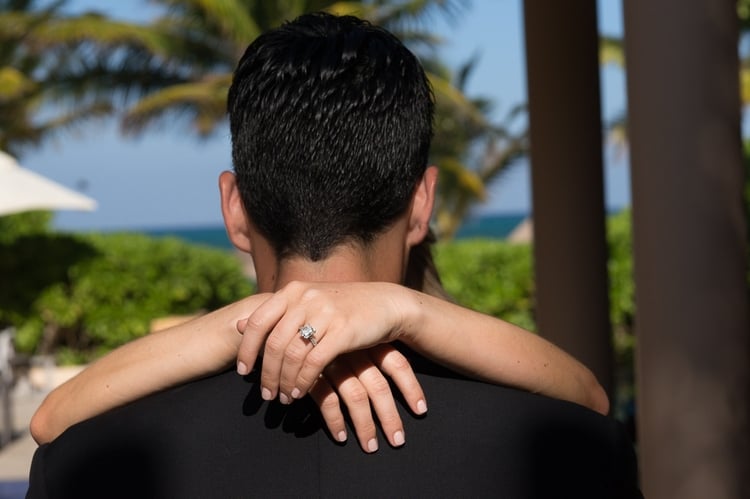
[
  {"x1": 401, "y1": 289, "x2": 609, "y2": 414},
  {"x1": 237, "y1": 281, "x2": 609, "y2": 416},
  {"x1": 33, "y1": 280, "x2": 607, "y2": 447},
  {"x1": 30, "y1": 293, "x2": 426, "y2": 452},
  {"x1": 30, "y1": 294, "x2": 267, "y2": 444}
]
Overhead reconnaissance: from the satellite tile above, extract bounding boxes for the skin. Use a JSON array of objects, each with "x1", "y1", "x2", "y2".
[
  {"x1": 30, "y1": 166, "x2": 608, "y2": 453},
  {"x1": 224, "y1": 167, "x2": 608, "y2": 438},
  {"x1": 29, "y1": 294, "x2": 428, "y2": 453}
]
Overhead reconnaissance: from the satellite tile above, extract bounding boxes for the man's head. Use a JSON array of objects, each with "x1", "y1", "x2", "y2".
[{"x1": 223, "y1": 12, "x2": 435, "y2": 270}]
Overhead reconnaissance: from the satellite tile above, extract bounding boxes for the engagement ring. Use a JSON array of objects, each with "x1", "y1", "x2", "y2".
[{"x1": 298, "y1": 324, "x2": 318, "y2": 346}]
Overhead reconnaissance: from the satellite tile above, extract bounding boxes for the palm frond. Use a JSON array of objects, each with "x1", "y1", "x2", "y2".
[
  {"x1": 741, "y1": 66, "x2": 750, "y2": 106},
  {"x1": 370, "y1": 0, "x2": 468, "y2": 29},
  {"x1": 600, "y1": 36, "x2": 624, "y2": 67},
  {"x1": 325, "y1": 1, "x2": 376, "y2": 18},
  {"x1": 0, "y1": 66, "x2": 35, "y2": 100},
  {"x1": 477, "y1": 131, "x2": 527, "y2": 183},
  {"x1": 428, "y1": 70, "x2": 490, "y2": 128},
  {"x1": 122, "y1": 73, "x2": 232, "y2": 136},
  {"x1": 438, "y1": 156, "x2": 487, "y2": 199}
]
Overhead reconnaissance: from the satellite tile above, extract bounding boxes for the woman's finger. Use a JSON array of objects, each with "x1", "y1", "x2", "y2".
[
  {"x1": 235, "y1": 294, "x2": 287, "y2": 377},
  {"x1": 237, "y1": 292, "x2": 297, "y2": 401},
  {"x1": 292, "y1": 323, "x2": 343, "y2": 400},
  {"x1": 258, "y1": 306, "x2": 310, "y2": 404},
  {"x1": 324, "y1": 360, "x2": 379, "y2": 453},
  {"x1": 308, "y1": 374, "x2": 347, "y2": 444},
  {"x1": 277, "y1": 318, "x2": 332, "y2": 402},
  {"x1": 368, "y1": 344, "x2": 427, "y2": 416},
  {"x1": 342, "y1": 351, "x2": 406, "y2": 449}
]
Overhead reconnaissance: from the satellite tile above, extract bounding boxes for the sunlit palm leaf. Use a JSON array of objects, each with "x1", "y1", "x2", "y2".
[
  {"x1": 600, "y1": 36, "x2": 624, "y2": 67},
  {"x1": 122, "y1": 74, "x2": 232, "y2": 136},
  {"x1": 439, "y1": 157, "x2": 487, "y2": 199},
  {"x1": 741, "y1": 66, "x2": 750, "y2": 105},
  {"x1": 0, "y1": 66, "x2": 35, "y2": 100},
  {"x1": 189, "y1": 0, "x2": 262, "y2": 43},
  {"x1": 429, "y1": 71, "x2": 489, "y2": 128},
  {"x1": 325, "y1": 1, "x2": 376, "y2": 18},
  {"x1": 3, "y1": 0, "x2": 506, "y2": 241},
  {"x1": 1, "y1": 99, "x2": 112, "y2": 156},
  {"x1": 30, "y1": 16, "x2": 170, "y2": 54}
]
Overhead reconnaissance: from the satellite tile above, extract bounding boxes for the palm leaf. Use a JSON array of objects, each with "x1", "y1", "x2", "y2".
[
  {"x1": 428, "y1": 71, "x2": 490, "y2": 128},
  {"x1": 600, "y1": 36, "x2": 624, "y2": 67},
  {"x1": 741, "y1": 66, "x2": 750, "y2": 105},
  {"x1": 0, "y1": 66, "x2": 35, "y2": 100},
  {"x1": 122, "y1": 73, "x2": 232, "y2": 136},
  {"x1": 439, "y1": 156, "x2": 487, "y2": 199}
]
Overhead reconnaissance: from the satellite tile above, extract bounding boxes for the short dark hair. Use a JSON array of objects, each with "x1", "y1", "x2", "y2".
[{"x1": 227, "y1": 12, "x2": 434, "y2": 261}]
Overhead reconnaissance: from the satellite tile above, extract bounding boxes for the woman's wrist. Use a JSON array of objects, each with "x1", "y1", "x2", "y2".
[
  {"x1": 393, "y1": 285, "x2": 428, "y2": 348},
  {"x1": 195, "y1": 293, "x2": 269, "y2": 371}
]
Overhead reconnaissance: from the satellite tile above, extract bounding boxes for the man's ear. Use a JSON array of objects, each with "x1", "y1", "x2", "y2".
[
  {"x1": 219, "y1": 171, "x2": 253, "y2": 253},
  {"x1": 406, "y1": 165, "x2": 438, "y2": 248}
]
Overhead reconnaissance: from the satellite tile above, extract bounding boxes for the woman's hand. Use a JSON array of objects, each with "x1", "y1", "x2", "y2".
[
  {"x1": 234, "y1": 281, "x2": 427, "y2": 452},
  {"x1": 236, "y1": 281, "x2": 411, "y2": 400},
  {"x1": 232, "y1": 278, "x2": 608, "y2": 450},
  {"x1": 308, "y1": 345, "x2": 427, "y2": 453}
]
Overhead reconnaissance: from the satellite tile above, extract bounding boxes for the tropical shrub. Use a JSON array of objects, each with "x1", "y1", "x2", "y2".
[
  {"x1": 0, "y1": 230, "x2": 253, "y2": 362},
  {"x1": 435, "y1": 214, "x2": 635, "y2": 324},
  {"x1": 433, "y1": 239, "x2": 535, "y2": 331},
  {"x1": 0, "y1": 210, "x2": 52, "y2": 243},
  {"x1": 1, "y1": 211, "x2": 640, "y2": 369},
  {"x1": 433, "y1": 212, "x2": 637, "y2": 395}
]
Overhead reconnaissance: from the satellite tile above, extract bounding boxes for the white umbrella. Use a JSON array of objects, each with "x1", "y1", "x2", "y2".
[{"x1": 0, "y1": 150, "x2": 97, "y2": 216}]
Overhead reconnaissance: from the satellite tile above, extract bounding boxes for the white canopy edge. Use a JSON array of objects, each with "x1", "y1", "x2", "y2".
[{"x1": 0, "y1": 150, "x2": 97, "y2": 216}]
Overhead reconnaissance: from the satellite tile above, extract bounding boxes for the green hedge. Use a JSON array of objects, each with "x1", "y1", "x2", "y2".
[
  {"x1": 434, "y1": 239, "x2": 536, "y2": 331},
  {"x1": 1, "y1": 214, "x2": 253, "y2": 363},
  {"x1": 434, "y1": 209, "x2": 634, "y2": 332},
  {"x1": 433, "y1": 210, "x2": 637, "y2": 386},
  {"x1": 1, "y1": 210, "x2": 638, "y2": 367}
]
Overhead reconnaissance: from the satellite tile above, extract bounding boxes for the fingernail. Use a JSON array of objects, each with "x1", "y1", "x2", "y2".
[
  {"x1": 279, "y1": 393, "x2": 290, "y2": 405},
  {"x1": 291, "y1": 387, "x2": 301, "y2": 399},
  {"x1": 337, "y1": 430, "x2": 347, "y2": 442},
  {"x1": 237, "y1": 361, "x2": 249, "y2": 376},
  {"x1": 367, "y1": 438, "x2": 378, "y2": 453},
  {"x1": 417, "y1": 399, "x2": 427, "y2": 414},
  {"x1": 393, "y1": 430, "x2": 405, "y2": 446},
  {"x1": 261, "y1": 387, "x2": 272, "y2": 400}
]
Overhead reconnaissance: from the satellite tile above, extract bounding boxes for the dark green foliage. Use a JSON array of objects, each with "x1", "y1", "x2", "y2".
[
  {"x1": 607, "y1": 209, "x2": 636, "y2": 368},
  {"x1": 0, "y1": 228, "x2": 253, "y2": 362},
  {"x1": 605, "y1": 210, "x2": 637, "y2": 417},
  {"x1": 432, "y1": 215, "x2": 637, "y2": 339},
  {"x1": 2, "y1": 211, "x2": 641, "y2": 368},
  {"x1": 433, "y1": 218, "x2": 638, "y2": 418},
  {"x1": 433, "y1": 239, "x2": 536, "y2": 331},
  {"x1": 0, "y1": 210, "x2": 53, "y2": 243}
]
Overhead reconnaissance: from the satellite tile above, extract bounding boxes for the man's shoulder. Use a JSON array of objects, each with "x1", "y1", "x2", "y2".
[
  {"x1": 27, "y1": 363, "x2": 641, "y2": 499},
  {"x1": 390, "y1": 367, "x2": 642, "y2": 499},
  {"x1": 26, "y1": 369, "x2": 320, "y2": 498}
]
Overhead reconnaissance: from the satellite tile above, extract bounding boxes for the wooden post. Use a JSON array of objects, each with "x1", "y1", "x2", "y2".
[
  {"x1": 624, "y1": 0, "x2": 750, "y2": 496},
  {"x1": 523, "y1": 0, "x2": 614, "y2": 395}
]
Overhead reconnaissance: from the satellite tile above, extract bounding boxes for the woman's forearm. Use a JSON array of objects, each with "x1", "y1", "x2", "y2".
[
  {"x1": 31, "y1": 282, "x2": 609, "y2": 446},
  {"x1": 30, "y1": 294, "x2": 268, "y2": 444},
  {"x1": 398, "y1": 288, "x2": 609, "y2": 415}
]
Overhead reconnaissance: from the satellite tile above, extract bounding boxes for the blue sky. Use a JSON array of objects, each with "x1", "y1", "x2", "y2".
[{"x1": 22, "y1": 0, "x2": 629, "y2": 231}]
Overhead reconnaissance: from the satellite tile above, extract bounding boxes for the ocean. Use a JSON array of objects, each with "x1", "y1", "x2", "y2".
[{"x1": 142, "y1": 213, "x2": 527, "y2": 250}]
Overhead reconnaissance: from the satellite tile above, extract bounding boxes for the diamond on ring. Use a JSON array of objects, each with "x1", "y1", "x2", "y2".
[{"x1": 298, "y1": 324, "x2": 318, "y2": 346}]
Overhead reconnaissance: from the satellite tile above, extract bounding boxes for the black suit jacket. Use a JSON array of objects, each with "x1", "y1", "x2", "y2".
[{"x1": 27, "y1": 354, "x2": 641, "y2": 499}]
